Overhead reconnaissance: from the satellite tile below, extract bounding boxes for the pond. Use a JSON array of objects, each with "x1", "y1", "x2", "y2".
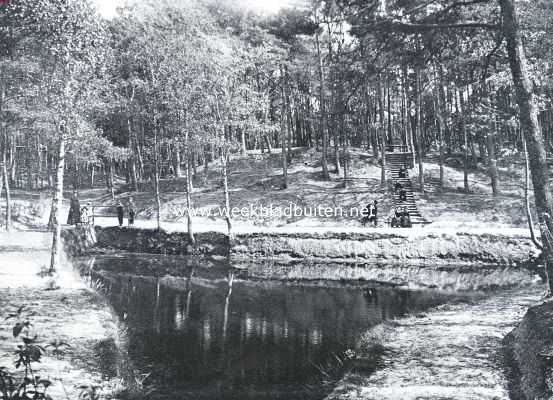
[{"x1": 78, "y1": 254, "x2": 472, "y2": 400}]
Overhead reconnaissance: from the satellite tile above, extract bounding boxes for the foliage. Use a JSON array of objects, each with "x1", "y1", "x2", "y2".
[{"x1": 0, "y1": 309, "x2": 52, "y2": 400}]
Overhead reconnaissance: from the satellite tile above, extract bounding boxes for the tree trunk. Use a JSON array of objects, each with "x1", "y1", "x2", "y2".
[
  {"x1": 386, "y1": 73, "x2": 392, "y2": 145},
  {"x1": 109, "y1": 159, "x2": 115, "y2": 199},
  {"x1": 401, "y1": 66, "x2": 410, "y2": 149},
  {"x1": 49, "y1": 137, "x2": 65, "y2": 273},
  {"x1": 264, "y1": 135, "x2": 272, "y2": 154},
  {"x1": 523, "y1": 138, "x2": 542, "y2": 250},
  {"x1": 458, "y1": 88, "x2": 470, "y2": 193},
  {"x1": 342, "y1": 115, "x2": 348, "y2": 188},
  {"x1": 286, "y1": 76, "x2": 293, "y2": 164},
  {"x1": 334, "y1": 132, "x2": 340, "y2": 175},
  {"x1": 380, "y1": 127, "x2": 386, "y2": 185},
  {"x1": 127, "y1": 119, "x2": 139, "y2": 190},
  {"x1": 184, "y1": 132, "x2": 195, "y2": 244},
  {"x1": 137, "y1": 119, "x2": 145, "y2": 179},
  {"x1": 500, "y1": 0, "x2": 553, "y2": 229},
  {"x1": 315, "y1": 32, "x2": 330, "y2": 180},
  {"x1": 415, "y1": 66, "x2": 424, "y2": 193},
  {"x1": 173, "y1": 141, "x2": 182, "y2": 178},
  {"x1": 1, "y1": 129, "x2": 11, "y2": 232},
  {"x1": 434, "y1": 96, "x2": 445, "y2": 190},
  {"x1": 439, "y1": 73, "x2": 452, "y2": 155},
  {"x1": 9, "y1": 139, "x2": 15, "y2": 187},
  {"x1": 90, "y1": 164, "x2": 95, "y2": 188},
  {"x1": 487, "y1": 128, "x2": 499, "y2": 196},
  {"x1": 240, "y1": 127, "x2": 247, "y2": 157},
  {"x1": 435, "y1": 65, "x2": 448, "y2": 188},
  {"x1": 153, "y1": 123, "x2": 162, "y2": 230},
  {"x1": 47, "y1": 153, "x2": 54, "y2": 188},
  {"x1": 280, "y1": 66, "x2": 288, "y2": 189},
  {"x1": 221, "y1": 148, "x2": 233, "y2": 239}
]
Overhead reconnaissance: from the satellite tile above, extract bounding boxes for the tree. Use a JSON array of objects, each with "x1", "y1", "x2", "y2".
[
  {"x1": 499, "y1": 0, "x2": 553, "y2": 293},
  {"x1": 20, "y1": 0, "x2": 107, "y2": 272}
]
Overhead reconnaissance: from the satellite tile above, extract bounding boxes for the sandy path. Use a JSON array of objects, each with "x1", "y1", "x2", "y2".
[
  {"x1": 0, "y1": 233, "x2": 122, "y2": 399},
  {"x1": 327, "y1": 286, "x2": 543, "y2": 400}
]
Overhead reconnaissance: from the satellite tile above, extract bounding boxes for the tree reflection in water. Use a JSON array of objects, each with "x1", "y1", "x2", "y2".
[{"x1": 81, "y1": 255, "x2": 465, "y2": 400}]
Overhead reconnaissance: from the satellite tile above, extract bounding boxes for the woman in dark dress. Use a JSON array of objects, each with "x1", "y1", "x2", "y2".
[
  {"x1": 67, "y1": 191, "x2": 81, "y2": 225},
  {"x1": 116, "y1": 201, "x2": 124, "y2": 227}
]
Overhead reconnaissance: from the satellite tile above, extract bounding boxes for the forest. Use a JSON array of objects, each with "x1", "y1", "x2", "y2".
[{"x1": 1, "y1": 0, "x2": 553, "y2": 270}]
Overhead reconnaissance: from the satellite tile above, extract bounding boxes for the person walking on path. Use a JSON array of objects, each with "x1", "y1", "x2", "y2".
[
  {"x1": 368, "y1": 200, "x2": 378, "y2": 226},
  {"x1": 116, "y1": 201, "x2": 124, "y2": 227},
  {"x1": 67, "y1": 191, "x2": 81, "y2": 225},
  {"x1": 80, "y1": 202, "x2": 92, "y2": 225},
  {"x1": 128, "y1": 197, "x2": 135, "y2": 226}
]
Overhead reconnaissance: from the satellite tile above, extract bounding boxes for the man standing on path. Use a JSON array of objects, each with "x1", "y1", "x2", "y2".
[
  {"x1": 116, "y1": 201, "x2": 124, "y2": 227},
  {"x1": 128, "y1": 197, "x2": 135, "y2": 227}
]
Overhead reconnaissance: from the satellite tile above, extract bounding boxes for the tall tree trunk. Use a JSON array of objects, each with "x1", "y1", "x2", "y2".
[
  {"x1": 386, "y1": 73, "x2": 392, "y2": 145},
  {"x1": 280, "y1": 66, "x2": 288, "y2": 189},
  {"x1": 47, "y1": 153, "x2": 54, "y2": 188},
  {"x1": 435, "y1": 65, "x2": 449, "y2": 188},
  {"x1": 342, "y1": 115, "x2": 348, "y2": 188},
  {"x1": 221, "y1": 146, "x2": 233, "y2": 239},
  {"x1": 0, "y1": 136, "x2": 4, "y2": 204},
  {"x1": 315, "y1": 32, "x2": 330, "y2": 180},
  {"x1": 501, "y1": 0, "x2": 553, "y2": 293},
  {"x1": 437, "y1": 66, "x2": 452, "y2": 155},
  {"x1": 73, "y1": 160, "x2": 79, "y2": 190},
  {"x1": 1, "y1": 129, "x2": 11, "y2": 232},
  {"x1": 401, "y1": 66, "x2": 409, "y2": 148},
  {"x1": 415, "y1": 66, "x2": 424, "y2": 193},
  {"x1": 380, "y1": 127, "x2": 386, "y2": 185},
  {"x1": 9, "y1": 139, "x2": 15, "y2": 188},
  {"x1": 184, "y1": 132, "x2": 195, "y2": 244},
  {"x1": 173, "y1": 141, "x2": 182, "y2": 178},
  {"x1": 286, "y1": 76, "x2": 293, "y2": 164},
  {"x1": 49, "y1": 137, "x2": 65, "y2": 273},
  {"x1": 500, "y1": 0, "x2": 553, "y2": 224},
  {"x1": 90, "y1": 164, "x2": 95, "y2": 188},
  {"x1": 523, "y1": 138, "x2": 542, "y2": 250},
  {"x1": 109, "y1": 159, "x2": 115, "y2": 200},
  {"x1": 334, "y1": 131, "x2": 340, "y2": 175},
  {"x1": 137, "y1": 119, "x2": 145, "y2": 179},
  {"x1": 434, "y1": 96, "x2": 445, "y2": 190},
  {"x1": 127, "y1": 119, "x2": 139, "y2": 191},
  {"x1": 377, "y1": 75, "x2": 386, "y2": 144},
  {"x1": 153, "y1": 122, "x2": 161, "y2": 230},
  {"x1": 487, "y1": 126, "x2": 499, "y2": 196},
  {"x1": 240, "y1": 127, "x2": 247, "y2": 157},
  {"x1": 458, "y1": 88, "x2": 470, "y2": 193}
]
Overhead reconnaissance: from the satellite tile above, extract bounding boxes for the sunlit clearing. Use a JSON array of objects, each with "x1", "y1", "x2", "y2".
[
  {"x1": 94, "y1": 0, "x2": 121, "y2": 19},
  {"x1": 240, "y1": 0, "x2": 293, "y2": 14}
]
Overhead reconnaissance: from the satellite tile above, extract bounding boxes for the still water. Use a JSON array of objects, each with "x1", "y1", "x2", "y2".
[{"x1": 81, "y1": 254, "x2": 470, "y2": 400}]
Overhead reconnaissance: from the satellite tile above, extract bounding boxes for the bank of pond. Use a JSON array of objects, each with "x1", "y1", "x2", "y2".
[{"x1": 58, "y1": 226, "x2": 549, "y2": 399}]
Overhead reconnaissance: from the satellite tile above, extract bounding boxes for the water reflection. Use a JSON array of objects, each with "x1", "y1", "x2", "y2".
[{"x1": 84, "y1": 255, "x2": 462, "y2": 400}]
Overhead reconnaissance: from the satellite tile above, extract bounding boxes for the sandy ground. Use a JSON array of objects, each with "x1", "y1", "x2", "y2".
[
  {"x1": 81, "y1": 149, "x2": 538, "y2": 232},
  {"x1": 0, "y1": 233, "x2": 122, "y2": 400},
  {"x1": 327, "y1": 285, "x2": 545, "y2": 400}
]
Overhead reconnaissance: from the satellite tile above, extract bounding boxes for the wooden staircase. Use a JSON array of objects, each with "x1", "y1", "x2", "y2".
[{"x1": 386, "y1": 149, "x2": 429, "y2": 226}]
